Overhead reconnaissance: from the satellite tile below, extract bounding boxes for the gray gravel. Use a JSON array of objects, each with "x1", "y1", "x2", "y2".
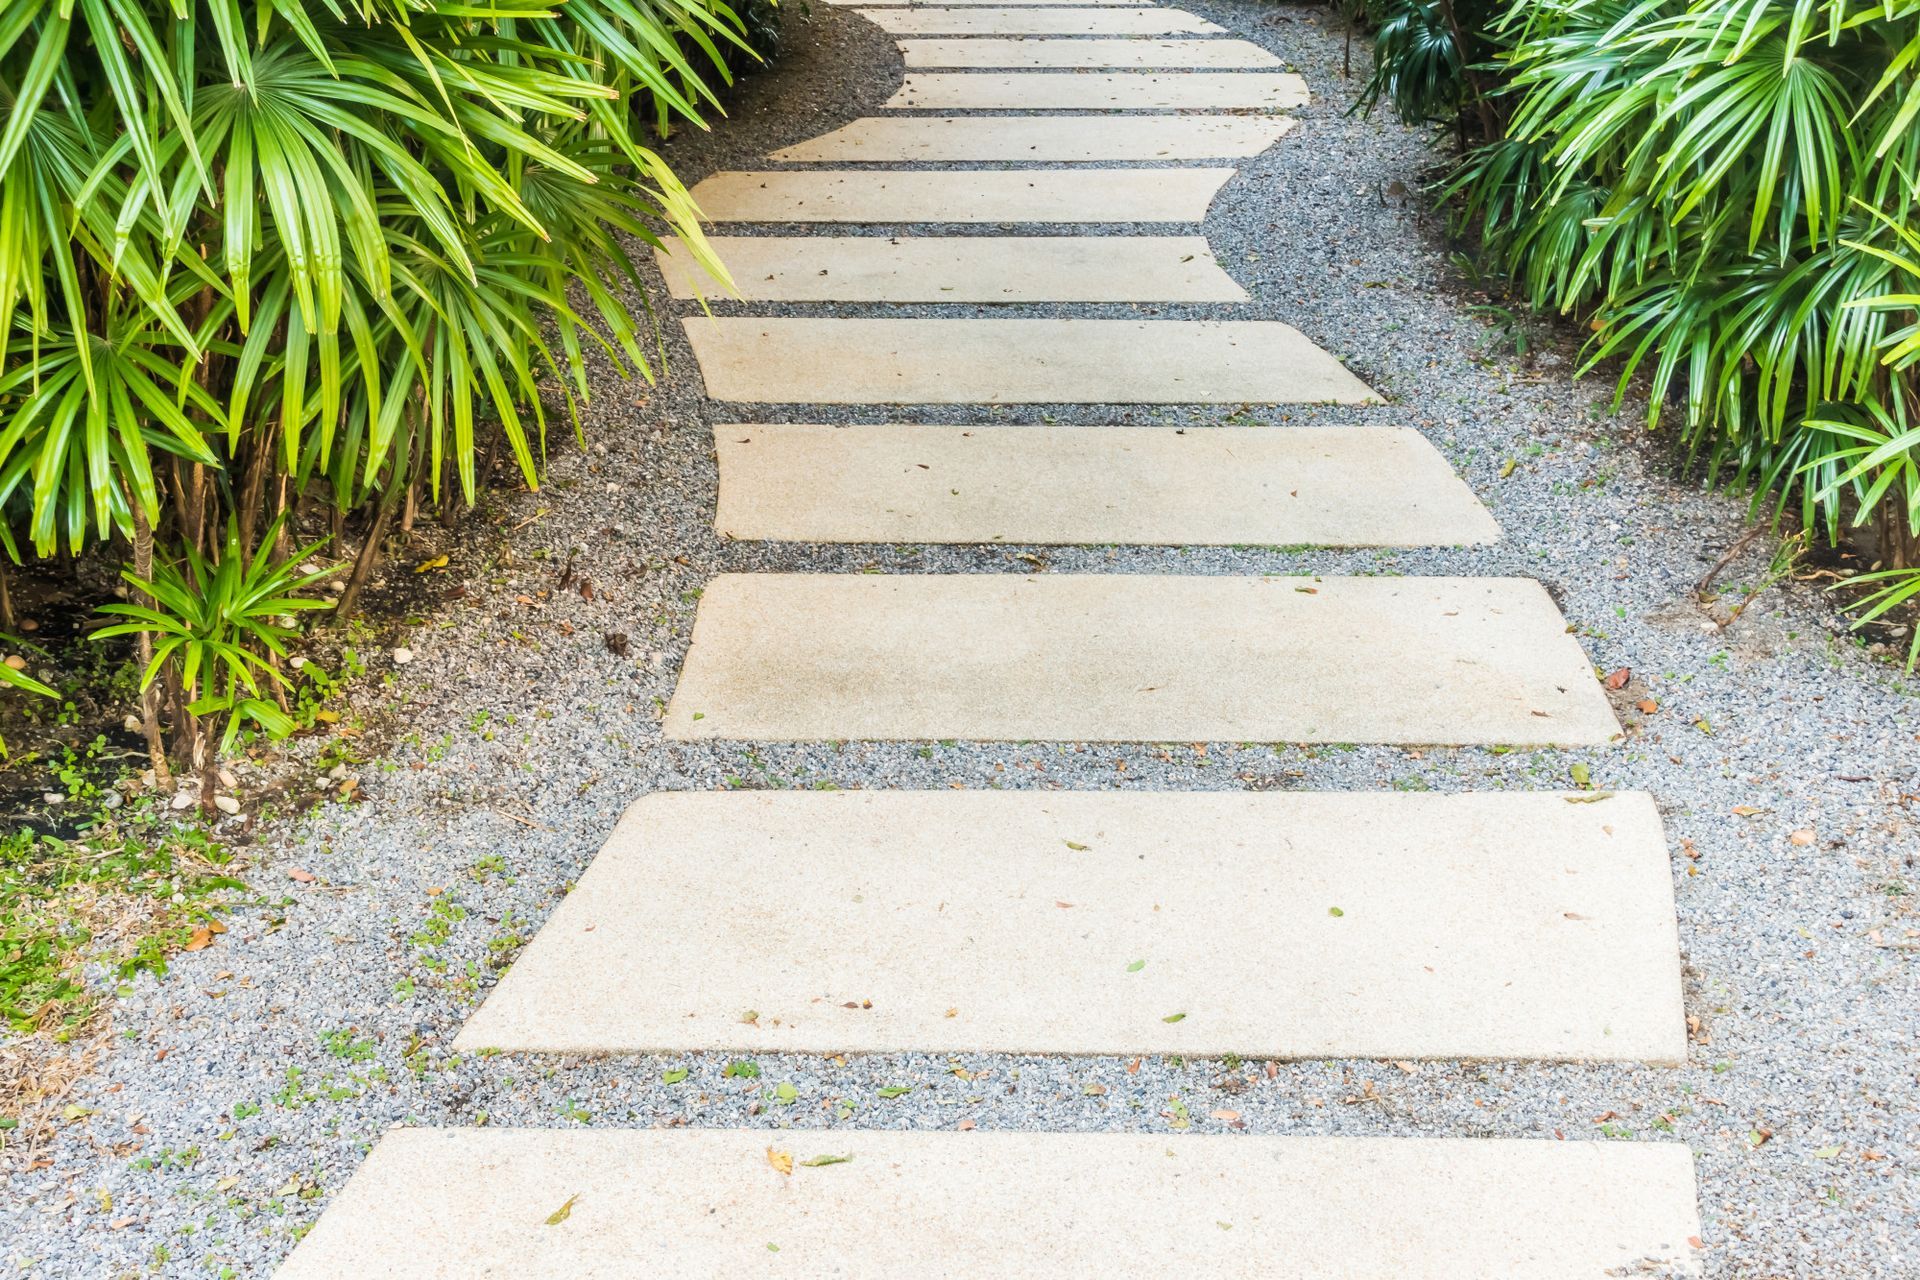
[{"x1": 5, "y1": 4, "x2": 1918, "y2": 1276}]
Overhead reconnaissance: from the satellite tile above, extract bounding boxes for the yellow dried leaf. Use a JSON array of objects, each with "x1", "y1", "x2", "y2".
[{"x1": 766, "y1": 1147, "x2": 793, "y2": 1176}]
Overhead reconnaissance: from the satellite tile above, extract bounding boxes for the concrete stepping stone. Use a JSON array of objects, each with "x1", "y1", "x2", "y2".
[
  {"x1": 856, "y1": 6, "x2": 1224, "y2": 33},
  {"x1": 712, "y1": 424, "x2": 1498, "y2": 545},
  {"x1": 900, "y1": 36, "x2": 1282, "y2": 67},
  {"x1": 278, "y1": 1129, "x2": 1703, "y2": 1279},
  {"x1": 454, "y1": 790, "x2": 1682, "y2": 1062},
  {"x1": 678, "y1": 318, "x2": 1378, "y2": 404},
  {"x1": 661, "y1": 574, "x2": 1620, "y2": 744},
  {"x1": 770, "y1": 115, "x2": 1293, "y2": 162},
  {"x1": 887, "y1": 71, "x2": 1309, "y2": 110},
  {"x1": 688, "y1": 168, "x2": 1235, "y2": 222},
  {"x1": 656, "y1": 236, "x2": 1247, "y2": 302}
]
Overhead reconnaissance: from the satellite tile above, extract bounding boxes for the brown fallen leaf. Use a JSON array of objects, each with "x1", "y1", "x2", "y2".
[
  {"x1": 1604, "y1": 667, "x2": 1631, "y2": 690},
  {"x1": 1637, "y1": 698, "x2": 1658, "y2": 714},
  {"x1": 1788, "y1": 829, "x2": 1816, "y2": 846},
  {"x1": 182, "y1": 927, "x2": 215, "y2": 952},
  {"x1": 287, "y1": 868, "x2": 317, "y2": 883},
  {"x1": 1210, "y1": 1109, "x2": 1241, "y2": 1122},
  {"x1": 766, "y1": 1147, "x2": 793, "y2": 1176}
]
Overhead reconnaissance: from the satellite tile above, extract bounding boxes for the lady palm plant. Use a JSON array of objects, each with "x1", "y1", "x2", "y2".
[
  {"x1": 0, "y1": 0, "x2": 747, "y2": 770},
  {"x1": 95, "y1": 519, "x2": 338, "y2": 804},
  {"x1": 1388, "y1": 0, "x2": 1920, "y2": 646}
]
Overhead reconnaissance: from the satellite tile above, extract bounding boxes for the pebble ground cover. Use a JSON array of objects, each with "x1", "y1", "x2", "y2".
[{"x1": 3, "y1": 3, "x2": 1917, "y2": 1276}]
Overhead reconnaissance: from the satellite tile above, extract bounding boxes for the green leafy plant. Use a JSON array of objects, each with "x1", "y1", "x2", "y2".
[
  {"x1": 93, "y1": 519, "x2": 339, "y2": 804},
  {"x1": 0, "y1": 644, "x2": 56, "y2": 758},
  {"x1": 0, "y1": 0, "x2": 751, "y2": 769},
  {"x1": 1368, "y1": 0, "x2": 1920, "y2": 637}
]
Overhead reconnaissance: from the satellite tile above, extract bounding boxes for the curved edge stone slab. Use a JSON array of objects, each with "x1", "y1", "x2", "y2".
[
  {"x1": 899, "y1": 37, "x2": 1283, "y2": 67},
  {"x1": 710, "y1": 423, "x2": 1498, "y2": 545},
  {"x1": 661, "y1": 573, "x2": 1621, "y2": 745},
  {"x1": 686, "y1": 168, "x2": 1237, "y2": 223},
  {"x1": 854, "y1": 6, "x2": 1224, "y2": 33},
  {"x1": 276, "y1": 1129, "x2": 1703, "y2": 1279},
  {"x1": 656, "y1": 235, "x2": 1248, "y2": 303},
  {"x1": 452, "y1": 790, "x2": 1684, "y2": 1063},
  {"x1": 886, "y1": 71, "x2": 1310, "y2": 110},
  {"x1": 678, "y1": 317, "x2": 1380, "y2": 404},
  {"x1": 768, "y1": 114, "x2": 1295, "y2": 162}
]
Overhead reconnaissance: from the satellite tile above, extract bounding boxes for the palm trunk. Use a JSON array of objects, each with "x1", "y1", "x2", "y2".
[
  {"x1": 335, "y1": 415, "x2": 420, "y2": 625},
  {"x1": 130, "y1": 501, "x2": 172, "y2": 788}
]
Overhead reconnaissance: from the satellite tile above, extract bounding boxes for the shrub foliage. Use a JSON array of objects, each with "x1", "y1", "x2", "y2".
[
  {"x1": 0, "y1": 0, "x2": 751, "y2": 772},
  {"x1": 1362, "y1": 0, "x2": 1920, "y2": 659}
]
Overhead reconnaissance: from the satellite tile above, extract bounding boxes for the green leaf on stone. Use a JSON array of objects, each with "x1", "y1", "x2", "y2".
[
  {"x1": 774, "y1": 1082, "x2": 799, "y2": 1104},
  {"x1": 544, "y1": 1194, "x2": 580, "y2": 1226},
  {"x1": 1127, "y1": 959, "x2": 1145, "y2": 972},
  {"x1": 1570, "y1": 762, "x2": 1592, "y2": 789},
  {"x1": 876, "y1": 1085, "x2": 912, "y2": 1098},
  {"x1": 725, "y1": 1059, "x2": 761, "y2": 1079},
  {"x1": 661, "y1": 1068, "x2": 688, "y2": 1085},
  {"x1": 800, "y1": 1154, "x2": 854, "y2": 1167},
  {"x1": 1162, "y1": 1012, "x2": 1186, "y2": 1023},
  {"x1": 1064, "y1": 840, "x2": 1089, "y2": 851},
  {"x1": 1328, "y1": 907, "x2": 1344, "y2": 917}
]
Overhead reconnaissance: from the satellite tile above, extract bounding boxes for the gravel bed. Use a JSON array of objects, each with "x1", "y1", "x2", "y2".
[{"x1": 5, "y1": 4, "x2": 1916, "y2": 1277}]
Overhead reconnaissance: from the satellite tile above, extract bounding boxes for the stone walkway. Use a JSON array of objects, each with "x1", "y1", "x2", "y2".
[{"x1": 278, "y1": 3, "x2": 1702, "y2": 1274}]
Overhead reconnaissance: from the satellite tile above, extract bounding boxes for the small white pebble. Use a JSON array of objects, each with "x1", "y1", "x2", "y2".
[
  {"x1": 213, "y1": 795, "x2": 241, "y2": 816},
  {"x1": 392, "y1": 647, "x2": 414, "y2": 665}
]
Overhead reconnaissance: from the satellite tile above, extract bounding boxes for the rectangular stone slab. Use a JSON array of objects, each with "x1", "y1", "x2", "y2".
[
  {"x1": 656, "y1": 236, "x2": 1247, "y2": 302},
  {"x1": 770, "y1": 115, "x2": 1293, "y2": 162},
  {"x1": 887, "y1": 71, "x2": 1309, "y2": 110},
  {"x1": 277, "y1": 1129, "x2": 1703, "y2": 1280},
  {"x1": 662, "y1": 574, "x2": 1620, "y2": 744},
  {"x1": 712, "y1": 424, "x2": 1498, "y2": 545},
  {"x1": 678, "y1": 318, "x2": 1379, "y2": 404},
  {"x1": 856, "y1": 6, "x2": 1223, "y2": 33},
  {"x1": 455, "y1": 790, "x2": 1683, "y2": 1062},
  {"x1": 688, "y1": 168, "x2": 1234, "y2": 223},
  {"x1": 900, "y1": 37, "x2": 1282, "y2": 67}
]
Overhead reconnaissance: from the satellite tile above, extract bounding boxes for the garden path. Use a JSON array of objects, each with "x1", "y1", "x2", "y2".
[{"x1": 274, "y1": 2, "x2": 1705, "y2": 1274}]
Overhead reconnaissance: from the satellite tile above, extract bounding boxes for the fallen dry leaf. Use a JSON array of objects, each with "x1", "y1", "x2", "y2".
[
  {"x1": 1637, "y1": 698, "x2": 1658, "y2": 714},
  {"x1": 1789, "y1": 829, "x2": 1816, "y2": 846},
  {"x1": 287, "y1": 868, "x2": 316, "y2": 884},
  {"x1": 1604, "y1": 667, "x2": 1631, "y2": 690},
  {"x1": 182, "y1": 927, "x2": 215, "y2": 952},
  {"x1": 766, "y1": 1147, "x2": 793, "y2": 1176}
]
